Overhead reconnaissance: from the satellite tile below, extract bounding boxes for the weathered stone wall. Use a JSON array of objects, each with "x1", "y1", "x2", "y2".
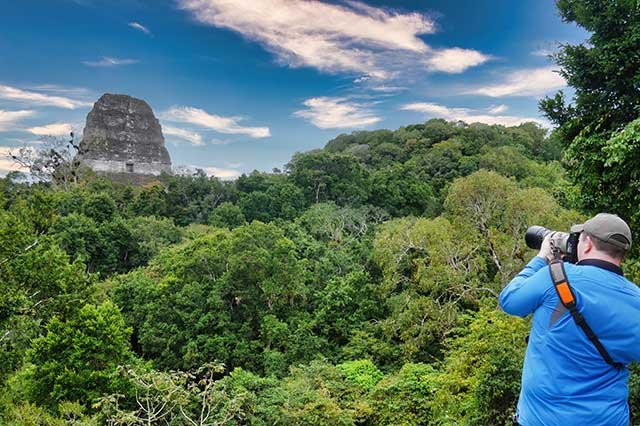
[
  {"x1": 81, "y1": 159, "x2": 171, "y2": 176},
  {"x1": 77, "y1": 93, "x2": 172, "y2": 184}
]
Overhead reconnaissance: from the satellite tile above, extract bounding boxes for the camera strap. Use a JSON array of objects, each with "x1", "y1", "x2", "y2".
[{"x1": 548, "y1": 259, "x2": 622, "y2": 370}]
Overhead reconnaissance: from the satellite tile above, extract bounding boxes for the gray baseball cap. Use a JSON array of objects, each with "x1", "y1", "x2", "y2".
[{"x1": 570, "y1": 213, "x2": 632, "y2": 251}]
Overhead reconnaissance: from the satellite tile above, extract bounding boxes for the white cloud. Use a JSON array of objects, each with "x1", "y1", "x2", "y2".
[
  {"x1": 354, "y1": 75, "x2": 372, "y2": 84},
  {"x1": 294, "y1": 97, "x2": 381, "y2": 129},
  {"x1": 371, "y1": 85, "x2": 407, "y2": 93},
  {"x1": 202, "y1": 166, "x2": 242, "y2": 179},
  {"x1": 0, "y1": 146, "x2": 28, "y2": 176},
  {"x1": 0, "y1": 85, "x2": 91, "y2": 109},
  {"x1": 531, "y1": 47, "x2": 554, "y2": 57},
  {"x1": 82, "y1": 57, "x2": 139, "y2": 67},
  {"x1": 178, "y1": 0, "x2": 487, "y2": 79},
  {"x1": 488, "y1": 104, "x2": 508, "y2": 114},
  {"x1": 162, "y1": 125, "x2": 204, "y2": 146},
  {"x1": 175, "y1": 164, "x2": 241, "y2": 180},
  {"x1": 402, "y1": 102, "x2": 458, "y2": 116},
  {"x1": 0, "y1": 109, "x2": 35, "y2": 131},
  {"x1": 467, "y1": 66, "x2": 566, "y2": 97},
  {"x1": 425, "y1": 48, "x2": 491, "y2": 73},
  {"x1": 28, "y1": 122, "x2": 75, "y2": 136},
  {"x1": 24, "y1": 84, "x2": 93, "y2": 98},
  {"x1": 129, "y1": 21, "x2": 151, "y2": 35},
  {"x1": 164, "y1": 106, "x2": 270, "y2": 138},
  {"x1": 400, "y1": 102, "x2": 546, "y2": 127}
]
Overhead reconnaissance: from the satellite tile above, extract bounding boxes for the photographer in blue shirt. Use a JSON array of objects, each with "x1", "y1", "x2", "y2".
[{"x1": 500, "y1": 213, "x2": 640, "y2": 426}]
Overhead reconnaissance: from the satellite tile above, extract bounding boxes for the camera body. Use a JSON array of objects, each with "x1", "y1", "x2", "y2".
[{"x1": 525, "y1": 226, "x2": 580, "y2": 263}]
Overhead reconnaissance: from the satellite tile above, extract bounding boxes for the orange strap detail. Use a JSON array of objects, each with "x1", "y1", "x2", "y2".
[{"x1": 555, "y1": 282, "x2": 575, "y2": 305}]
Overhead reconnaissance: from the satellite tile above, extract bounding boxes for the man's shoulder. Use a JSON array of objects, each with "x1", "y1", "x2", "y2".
[
  {"x1": 565, "y1": 261, "x2": 615, "y2": 276},
  {"x1": 566, "y1": 262, "x2": 640, "y2": 294}
]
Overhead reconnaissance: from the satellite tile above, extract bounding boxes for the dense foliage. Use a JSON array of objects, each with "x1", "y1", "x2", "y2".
[
  {"x1": 540, "y1": 0, "x2": 640, "y2": 247},
  {"x1": 0, "y1": 117, "x2": 578, "y2": 424},
  {"x1": 2, "y1": 2, "x2": 640, "y2": 423}
]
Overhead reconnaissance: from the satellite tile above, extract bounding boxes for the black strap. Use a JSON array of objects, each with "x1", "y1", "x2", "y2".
[{"x1": 548, "y1": 259, "x2": 623, "y2": 370}]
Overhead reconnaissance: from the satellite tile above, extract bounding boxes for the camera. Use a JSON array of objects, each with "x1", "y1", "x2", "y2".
[{"x1": 525, "y1": 226, "x2": 580, "y2": 263}]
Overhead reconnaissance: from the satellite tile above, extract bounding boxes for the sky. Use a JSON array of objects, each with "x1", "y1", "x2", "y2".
[{"x1": 0, "y1": 0, "x2": 588, "y2": 179}]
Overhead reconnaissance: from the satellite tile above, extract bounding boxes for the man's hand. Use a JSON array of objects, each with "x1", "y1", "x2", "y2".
[{"x1": 538, "y1": 233, "x2": 554, "y2": 263}]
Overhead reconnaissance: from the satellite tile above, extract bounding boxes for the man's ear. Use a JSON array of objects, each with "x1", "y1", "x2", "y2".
[{"x1": 582, "y1": 234, "x2": 594, "y2": 253}]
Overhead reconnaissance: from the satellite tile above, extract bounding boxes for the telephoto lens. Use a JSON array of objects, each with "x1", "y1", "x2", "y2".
[
  {"x1": 525, "y1": 226, "x2": 551, "y2": 249},
  {"x1": 525, "y1": 226, "x2": 574, "y2": 260}
]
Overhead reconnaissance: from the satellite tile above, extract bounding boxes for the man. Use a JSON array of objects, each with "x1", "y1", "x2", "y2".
[{"x1": 500, "y1": 213, "x2": 640, "y2": 426}]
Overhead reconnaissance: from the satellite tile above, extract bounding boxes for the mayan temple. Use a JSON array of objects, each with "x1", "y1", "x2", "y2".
[{"x1": 76, "y1": 93, "x2": 172, "y2": 184}]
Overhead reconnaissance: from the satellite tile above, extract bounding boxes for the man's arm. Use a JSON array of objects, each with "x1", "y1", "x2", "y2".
[
  {"x1": 499, "y1": 234, "x2": 554, "y2": 317},
  {"x1": 499, "y1": 256, "x2": 548, "y2": 317}
]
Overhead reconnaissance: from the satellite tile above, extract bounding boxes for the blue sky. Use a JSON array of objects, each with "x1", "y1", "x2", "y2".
[{"x1": 0, "y1": 0, "x2": 587, "y2": 178}]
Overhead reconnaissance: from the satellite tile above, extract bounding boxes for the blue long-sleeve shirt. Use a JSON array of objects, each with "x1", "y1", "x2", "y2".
[{"x1": 500, "y1": 256, "x2": 640, "y2": 426}]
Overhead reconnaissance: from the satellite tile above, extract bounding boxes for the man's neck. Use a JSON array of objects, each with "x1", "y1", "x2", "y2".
[
  {"x1": 579, "y1": 253, "x2": 622, "y2": 266},
  {"x1": 577, "y1": 256, "x2": 624, "y2": 276}
]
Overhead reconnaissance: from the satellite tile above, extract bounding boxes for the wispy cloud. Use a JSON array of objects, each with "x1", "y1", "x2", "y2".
[
  {"x1": 0, "y1": 109, "x2": 35, "y2": 131},
  {"x1": 425, "y1": 48, "x2": 492, "y2": 73},
  {"x1": 201, "y1": 166, "x2": 242, "y2": 179},
  {"x1": 294, "y1": 97, "x2": 382, "y2": 129},
  {"x1": 400, "y1": 102, "x2": 546, "y2": 127},
  {"x1": 27, "y1": 122, "x2": 75, "y2": 136},
  {"x1": 466, "y1": 66, "x2": 566, "y2": 97},
  {"x1": 164, "y1": 106, "x2": 270, "y2": 138},
  {"x1": 0, "y1": 85, "x2": 91, "y2": 109},
  {"x1": 82, "y1": 56, "x2": 139, "y2": 67},
  {"x1": 24, "y1": 84, "x2": 93, "y2": 98},
  {"x1": 488, "y1": 104, "x2": 508, "y2": 114},
  {"x1": 129, "y1": 21, "x2": 151, "y2": 35},
  {"x1": 209, "y1": 138, "x2": 233, "y2": 145},
  {"x1": 162, "y1": 125, "x2": 204, "y2": 146},
  {"x1": 175, "y1": 164, "x2": 242, "y2": 180},
  {"x1": 177, "y1": 0, "x2": 488, "y2": 79},
  {"x1": 370, "y1": 85, "x2": 407, "y2": 93},
  {"x1": 531, "y1": 48, "x2": 553, "y2": 57}
]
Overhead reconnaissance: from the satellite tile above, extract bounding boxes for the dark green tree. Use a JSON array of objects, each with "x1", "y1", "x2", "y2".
[
  {"x1": 19, "y1": 301, "x2": 134, "y2": 410},
  {"x1": 239, "y1": 182, "x2": 305, "y2": 222},
  {"x1": 540, "y1": 0, "x2": 640, "y2": 232},
  {"x1": 82, "y1": 193, "x2": 117, "y2": 223},
  {"x1": 124, "y1": 215, "x2": 183, "y2": 267},
  {"x1": 368, "y1": 164, "x2": 439, "y2": 217},
  {"x1": 541, "y1": 0, "x2": 640, "y2": 138},
  {"x1": 113, "y1": 223, "x2": 309, "y2": 374},
  {"x1": 286, "y1": 150, "x2": 370, "y2": 206},
  {"x1": 209, "y1": 201, "x2": 246, "y2": 228}
]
